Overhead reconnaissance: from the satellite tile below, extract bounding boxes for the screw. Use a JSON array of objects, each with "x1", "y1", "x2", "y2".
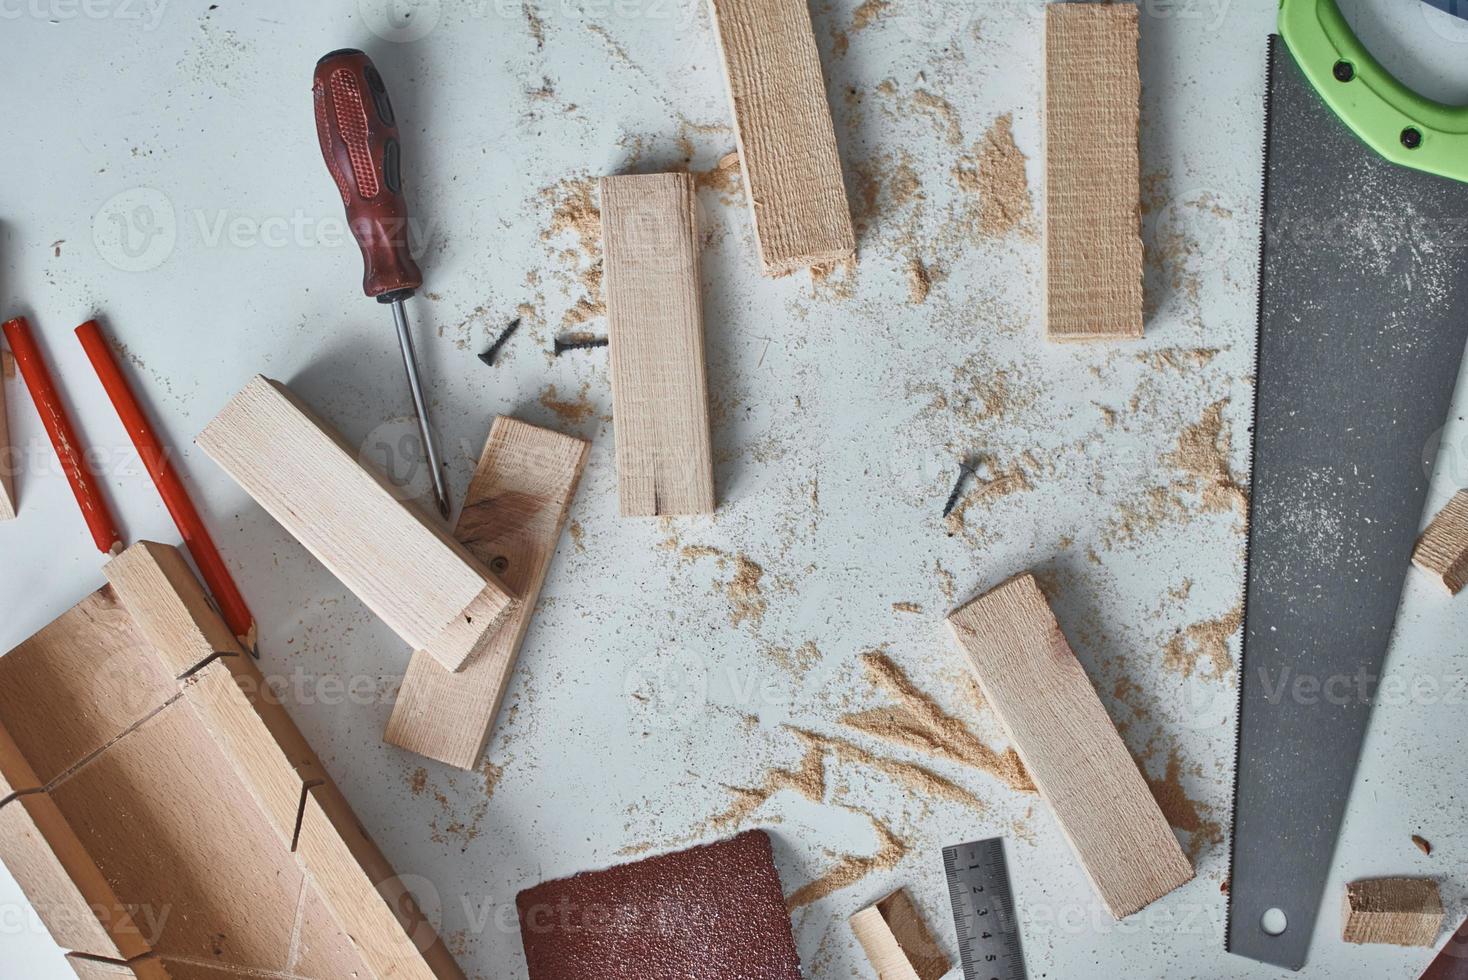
[
  {"x1": 1332, "y1": 61, "x2": 1354, "y2": 82},
  {"x1": 478, "y1": 317, "x2": 521, "y2": 367},
  {"x1": 1401, "y1": 127, "x2": 1423, "y2": 150},
  {"x1": 554, "y1": 335, "x2": 609, "y2": 356}
]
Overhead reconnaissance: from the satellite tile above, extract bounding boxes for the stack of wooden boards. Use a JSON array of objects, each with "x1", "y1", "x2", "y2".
[
  {"x1": 0, "y1": 542, "x2": 461, "y2": 979},
  {"x1": 198, "y1": 377, "x2": 590, "y2": 771}
]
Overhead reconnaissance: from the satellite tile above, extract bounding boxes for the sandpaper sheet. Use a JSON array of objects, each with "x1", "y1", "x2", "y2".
[{"x1": 516, "y1": 829, "x2": 802, "y2": 979}]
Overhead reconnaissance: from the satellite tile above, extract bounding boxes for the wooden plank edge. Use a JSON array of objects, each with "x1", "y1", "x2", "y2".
[
  {"x1": 295, "y1": 781, "x2": 465, "y2": 980},
  {"x1": 386, "y1": 418, "x2": 591, "y2": 768},
  {"x1": 65, "y1": 952, "x2": 171, "y2": 980},
  {"x1": 0, "y1": 368, "x2": 15, "y2": 521},
  {"x1": 0, "y1": 719, "x2": 154, "y2": 962}
]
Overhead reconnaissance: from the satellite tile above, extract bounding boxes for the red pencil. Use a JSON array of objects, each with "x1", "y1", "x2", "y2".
[
  {"x1": 75, "y1": 320, "x2": 257, "y2": 653},
  {"x1": 2, "y1": 316, "x2": 123, "y2": 556}
]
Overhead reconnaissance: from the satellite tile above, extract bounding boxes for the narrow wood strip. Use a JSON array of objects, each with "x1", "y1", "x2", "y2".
[
  {"x1": 197, "y1": 376, "x2": 515, "y2": 670},
  {"x1": 708, "y1": 0, "x2": 855, "y2": 275},
  {"x1": 1045, "y1": 3, "x2": 1143, "y2": 341},
  {"x1": 386, "y1": 417, "x2": 589, "y2": 769},
  {"x1": 849, "y1": 888, "x2": 950, "y2": 980},
  {"x1": 601, "y1": 174, "x2": 716, "y2": 516},
  {"x1": 946, "y1": 573, "x2": 1192, "y2": 917},
  {"x1": 1, "y1": 366, "x2": 15, "y2": 520}
]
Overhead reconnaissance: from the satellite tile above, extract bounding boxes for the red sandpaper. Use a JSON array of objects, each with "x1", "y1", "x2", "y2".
[{"x1": 516, "y1": 829, "x2": 803, "y2": 979}]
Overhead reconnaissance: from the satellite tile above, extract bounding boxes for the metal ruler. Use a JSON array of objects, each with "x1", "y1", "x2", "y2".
[{"x1": 943, "y1": 838, "x2": 1027, "y2": 980}]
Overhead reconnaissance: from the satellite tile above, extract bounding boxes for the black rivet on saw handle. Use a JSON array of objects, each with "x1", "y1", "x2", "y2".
[
  {"x1": 1332, "y1": 60, "x2": 1354, "y2": 82},
  {"x1": 1401, "y1": 127, "x2": 1423, "y2": 149}
]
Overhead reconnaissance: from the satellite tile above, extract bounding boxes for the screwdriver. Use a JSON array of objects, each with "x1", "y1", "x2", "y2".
[{"x1": 312, "y1": 48, "x2": 450, "y2": 519}]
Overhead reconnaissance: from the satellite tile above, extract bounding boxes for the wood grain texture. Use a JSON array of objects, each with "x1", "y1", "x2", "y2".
[
  {"x1": 1, "y1": 370, "x2": 15, "y2": 520},
  {"x1": 1044, "y1": 3, "x2": 1143, "y2": 341},
  {"x1": 601, "y1": 174, "x2": 717, "y2": 516},
  {"x1": 386, "y1": 417, "x2": 589, "y2": 768},
  {"x1": 197, "y1": 375, "x2": 515, "y2": 670},
  {"x1": 1413, "y1": 489, "x2": 1468, "y2": 594},
  {"x1": 1341, "y1": 878, "x2": 1444, "y2": 947},
  {"x1": 707, "y1": 0, "x2": 855, "y2": 275},
  {"x1": 0, "y1": 542, "x2": 465, "y2": 980},
  {"x1": 849, "y1": 888, "x2": 950, "y2": 980},
  {"x1": 946, "y1": 573, "x2": 1192, "y2": 917}
]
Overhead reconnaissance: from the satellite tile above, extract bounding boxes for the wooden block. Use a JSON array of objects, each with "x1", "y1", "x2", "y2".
[
  {"x1": 849, "y1": 888, "x2": 951, "y2": 980},
  {"x1": 601, "y1": 174, "x2": 717, "y2": 516},
  {"x1": 1341, "y1": 878, "x2": 1444, "y2": 947},
  {"x1": 1, "y1": 368, "x2": 15, "y2": 520},
  {"x1": 946, "y1": 573, "x2": 1193, "y2": 917},
  {"x1": 197, "y1": 375, "x2": 516, "y2": 670},
  {"x1": 1413, "y1": 489, "x2": 1468, "y2": 594},
  {"x1": 386, "y1": 417, "x2": 589, "y2": 768},
  {"x1": 707, "y1": 0, "x2": 855, "y2": 275},
  {"x1": 1044, "y1": 3, "x2": 1143, "y2": 341}
]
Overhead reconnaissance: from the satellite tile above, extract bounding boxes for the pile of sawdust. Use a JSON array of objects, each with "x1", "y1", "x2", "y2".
[
  {"x1": 956, "y1": 113, "x2": 1035, "y2": 238},
  {"x1": 540, "y1": 178, "x2": 606, "y2": 326},
  {"x1": 707, "y1": 744, "x2": 826, "y2": 833},
  {"x1": 911, "y1": 89, "x2": 963, "y2": 146},
  {"x1": 765, "y1": 641, "x2": 821, "y2": 678},
  {"x1": 696, "y1": 151, "x2": 743, "y2": 201},
  {"x1": 843, "y1": 650, "x2": 1034, "y2": 793},
  {"x1": 1163, "y1": 605, "x2": 1242, "y2": 678},
  {"x1": 1167, "y1": 399, "x2": 1247, "y2": 515},
  {"x1": 727, "y1": 555, "x2": 768, "y2": 628},
  {"x1": 785, "y1": 814, "x2": 907, "y2": 910},
  {"x1": 1138, "y1": 348, "x2": 1220, "y2": 372},
  {"x1": 905, "y1": 258, "x2": 931, "y2": 304},
  {"x1": 1146, "y1": 749, "x2": 1223, "y2": 860},
  {"x1": 792, "y1": 727, "x2": 986, "y2": 815},
  {"x1": 539, "y1": 382, "x2": 599, "y2": 425}
]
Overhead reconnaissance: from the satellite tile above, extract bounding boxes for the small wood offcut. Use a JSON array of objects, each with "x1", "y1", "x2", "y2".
[
  {"x1": 1413, "y1": 489, "x2": 1468, "y2": 594},
  {"x1": 1341, "y1": 878, "x2": 1444, "y2": 947},
  {"x1": 849, "y1": 888, "x2": 951, "y2": 980}
]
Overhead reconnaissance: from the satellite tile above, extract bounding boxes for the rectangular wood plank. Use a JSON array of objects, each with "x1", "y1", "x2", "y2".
[
  {"x1": 601, "y1": 174, "x2": 716, "y2": 516},
  {"x1": 707, "y1": 0, "x2": 855, "y2": 275},
  {"x1": 1, "y1": 368, "x2": 15, "y2": 520},
  {"x1": 946, "y1": 573, "x2": 1192, "y2": 917},
  {"x1": 1045, "y1": 3, "x2": 1143, "y2": 341},
  {"x1": 197, "y1": 376, "x2": 515, "y2": 670},
  {"x1": 387, "y1": 417, "x2": 589, "y2": 768}
]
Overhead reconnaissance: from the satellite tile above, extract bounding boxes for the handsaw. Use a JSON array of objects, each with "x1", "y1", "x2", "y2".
[{"x1": 1229, "y1": 0, "x2": 1468, "y2": 971}]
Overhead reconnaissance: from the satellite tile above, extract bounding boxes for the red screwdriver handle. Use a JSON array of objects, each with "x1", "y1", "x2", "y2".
[{"x1": 313, "y1": 49, "x2": 423, "y2": 300}]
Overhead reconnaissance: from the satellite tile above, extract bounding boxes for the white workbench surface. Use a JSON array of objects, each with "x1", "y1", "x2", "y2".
[{"x1": 3, "y1": 1, "x2": 1467, "y2": 977}]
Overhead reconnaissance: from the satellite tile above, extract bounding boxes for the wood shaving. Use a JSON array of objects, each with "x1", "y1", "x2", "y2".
[
  {"x1": 1413, "y1": 834, "x2": 1432, "y2": 856},
  {"x1": 727, "y1": 554, "x2": 768, "y2": 628},
  {"x1": 539, "y1": 382, "x2": 598, "y2": 425},
  {"x1": 791, "y1": 727, "x2": 986, "y2": 815},
  {"x1": 706, "y1": 744, "x2": 827, "y2": 833},
  {"x1": 905, "y1": 258, "x2": 931, "y2": 304}
]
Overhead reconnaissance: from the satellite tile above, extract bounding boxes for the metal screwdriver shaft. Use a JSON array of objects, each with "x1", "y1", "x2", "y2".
[
  {"x1": 390, "y1": 298, "x2": 449, "y2": 517},
  {"x1": 314, "y1": 47, "x2": 451, "y2": 519}
]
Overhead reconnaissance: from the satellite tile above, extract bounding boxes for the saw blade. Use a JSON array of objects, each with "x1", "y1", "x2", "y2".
[{"x1": 1228, "y1": 35, "x2": 1468, "y2": 971}]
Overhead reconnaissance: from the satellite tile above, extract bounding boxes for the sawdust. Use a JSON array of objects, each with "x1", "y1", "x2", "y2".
[
  {"x1": 1167, "y1": 399, "x2": 1247, "y2": 515},
  {"x1": 1162, "y1": 605, "x2": 1242, "y2": 679},
  {"x1": 911, "y1": 89, "x2": 963, "y2": 146},
  {"x1": 696, "y1": 151, "x2": 743, "y2": 202},
  {"x1": 765, "y1": 641, "x2": 821, "y2": 678},
  {"x1": 539, "y1": 382, "x2": 598, "y2": 425},
  {"x1": 706, "y1": 744, "x2": 826, "y2": 833},
  {"x1": 522, "y1": 0, "x2": 545, "y2": 49},
  {"x1": 842, "y1": 650, "x2": 1034, "y2": 793},
  {"x1": 680, "y1": 544, "x2": 728, "y2": 564},
  {"x1": 891, "y1": 601, "x2": 922, "y2": 614},
  {"x1": 934, "y1": 560, "x2": 956, "y2": 602},
  {"x1": 409, "y1": 768, "x2": 428, "y2": 796},
  {"x1": 481, "y1": 760, "x2": 506, "y2": 801},
  {"x1": 1146, "y1": 749, "x2": 1223, "y2": 860},
  {"x1": 792, "y1": 728, "x2": 986, "y2": 815},
  {"x1": 568, "y1": 521, "x2": 585, "y2": 552},
  {"x1": 809, "y1": 257, "x2": 858, "y2": 299},
  {"x1": 955, "y1": 113, "x2": 1035, "y2": 238},
  {"x1": 1138, "y1": 348, "x2": 1220, "y2": 372},
  {"x1": 905, "y1": 258, "x2": 931, "y2": 304},
  {"x1": 541, "y1": 177, "x2": 605, "y2": 326},
  {"x1": 851, "y1": 0, "x2": 890, "y2": 31},
  {"x1": 784, "y1": 814, "x2": 908, "y2": 910},
  {"x1": 727, "y1": 555, "x2": 768, "y2": 628}
]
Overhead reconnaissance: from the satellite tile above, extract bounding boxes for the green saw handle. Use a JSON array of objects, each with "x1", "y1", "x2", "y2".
[{"x1": 1280, "y1": 0, "x2": 1468, "y2": 184}]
